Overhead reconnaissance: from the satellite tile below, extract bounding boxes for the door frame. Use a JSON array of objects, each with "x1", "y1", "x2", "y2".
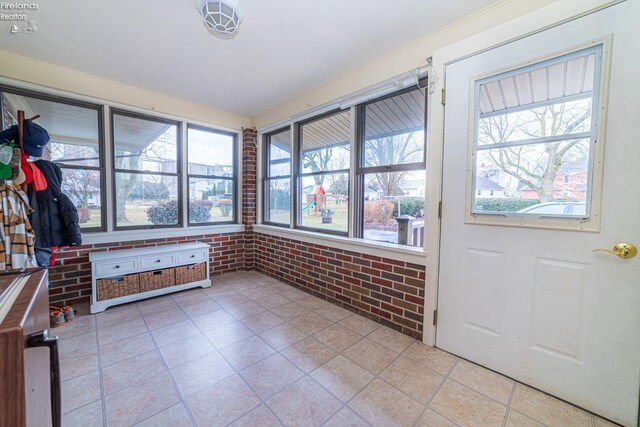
[{"x1": 422, "y1": 0, "x2": 624, "y2": 346}]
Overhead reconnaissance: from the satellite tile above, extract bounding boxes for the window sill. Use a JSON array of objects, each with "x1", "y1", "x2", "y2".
[
  {"x1": 81, "y1": 224, "x2": 245, "y2": 245},
  {"x1": 252, "y1": 224, "x2": 426, "y2": 266}
]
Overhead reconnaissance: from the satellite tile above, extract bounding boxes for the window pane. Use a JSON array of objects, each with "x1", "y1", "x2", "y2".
[
  {"x1": 300, "y1": 111, "x2": 351, "y2": 173},
  {"x1": 188, "y1": 127, "x2": 234, "y2": 176},
  {"x1": 265, "y1": 178, "x2": 290, "y2": 224},
  {"x1": 113, "y1": 114, "x2": 178, "y2": 173},
  {"x1": 268, "y1": 129, "x2": 291, "y2": 177},
  {"x1": 363, "y1": 170, "x2": 425, "y2": 246},
  {"x1": 2, "y1": 93, "x2": 100, "y2": 166},
  {"x1": 115, "y1": 172, "x2": 179, "y2": 227},
  {"x1": 473, "y1": 139, "x2": 589, "y2": 215},
  {"x1": 300, "y1": 173, "x2": 348, "y2": 232},
  {"x1": 60, "y1": 168, "x2": 103, "y2": 229},
  {"x1": 363, "y1": 88, "x2": 425, "y2": 168},
  {"x1": 188, "y1": 177, "x2": 235, "y2": 223}
]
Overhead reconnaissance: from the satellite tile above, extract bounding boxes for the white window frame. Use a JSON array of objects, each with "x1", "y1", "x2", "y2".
[{"x1": 464, "y1": 42, "x2": 610, "y2": 232}]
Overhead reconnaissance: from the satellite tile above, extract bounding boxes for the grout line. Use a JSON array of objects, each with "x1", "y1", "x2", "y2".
[
  {"x1": 501, "y1": 379, "x2": 518, "y2": 427},
  {"x1": 92, "y1": 313, "x2": 109, "y2": 427}
]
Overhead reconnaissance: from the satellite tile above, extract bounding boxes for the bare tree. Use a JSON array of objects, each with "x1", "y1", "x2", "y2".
[
  {"x1": 479, "y1": 100, "x2": 591, "y2": 202},
  {"x1": 364, "y1": 133, "x2": 423, "y2": 196}
]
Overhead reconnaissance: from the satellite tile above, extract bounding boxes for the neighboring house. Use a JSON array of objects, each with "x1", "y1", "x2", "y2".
[
  {"x1": 399, "y1": 179, "x2": 425, "y2": 197},
  {"x1": 475, "y1": 175, "x2": 506, "y2": 198},
  {"x1": 517, "y1": 170, "x2": 588, "y2": 200}
]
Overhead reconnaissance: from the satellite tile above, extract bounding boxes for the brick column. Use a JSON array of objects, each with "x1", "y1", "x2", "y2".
[{"x1": 242, "y1": 128, "x2": 257, "y2": 270}]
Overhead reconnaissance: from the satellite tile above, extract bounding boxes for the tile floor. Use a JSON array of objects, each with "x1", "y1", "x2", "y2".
[{"x1": 58, "y1": 271, "x2": 618, "y2": 427}]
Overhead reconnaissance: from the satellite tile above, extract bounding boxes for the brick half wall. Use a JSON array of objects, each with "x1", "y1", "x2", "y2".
[
  {"x1": 254, "y1": 232, "x2": 425, "y2": 339},
  {"x1": 49, "y1": 232, "x2": 246, "y2": 307}
]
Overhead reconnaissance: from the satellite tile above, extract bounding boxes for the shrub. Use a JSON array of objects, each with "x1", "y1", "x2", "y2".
[
  {"x1": 77, "y1": 207, "x2": 91, "y2": 224},
  {"x1": 147, "y1": 200, "x2": 213, "y2": 224},
  {"x1": 392, "y1": 198, "x2": 425, "y2": 217},
  {"x1": 364, "y1": 200, "x2": 395, "y2": 225},
  {"x1": 474, "y1": 198, "x2": 540, "y2": 212}
]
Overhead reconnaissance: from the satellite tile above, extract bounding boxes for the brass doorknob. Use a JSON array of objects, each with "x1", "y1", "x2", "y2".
[{"x1": 592, "y1": 243, "x2": 637, "y2": 259}]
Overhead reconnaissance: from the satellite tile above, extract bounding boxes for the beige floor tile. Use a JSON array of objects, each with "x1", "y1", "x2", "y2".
[
  {"x1": 367, "y1": 326, "x2": 416, "y2": 353},
  {"x1": 151, "y1": 319, "x2": 201, "y2": 347},
  {"x1": 241, "y1": 310, "x2": 286, "y2": 333},
  {"x1": 226, "y1": 301, "x2": 267, "y2": 320},
  {"x1": 271, "y1": 302, "x2": 310, "y2": 320},
  {"x1": 281, "y1": 337, "x2": 337, "y2": 373},
  {"x1": 403, "y1": 342, "x2": 458, "y2": 376},
  {"x1": 59, "y1": 330, "x2": 97, "y2": 357},
  {"x1": 288, "y1": 311, "x2": 334, "y2": 335},
  {"x1": 100, "y1": 333, "x2": 155, "y2": 366},
  {"x1": 339, "y1": 314, "x2": 381, "y2": 336},
  {"x1": 296, "y1": 295, "x2": 330, "y2": 310},
  {"x1": 172, "y1": 289, "x2": 208, "y2": 307},
  {"x1": 430, "y1": 379, "x2": 506, "y2": 427},
  {"x1": 53, "y1": 314, "x2": 96, "y2": 339},
  {"x1": 62, "y1": 400, "x2": 103, "y2": 427},
  {"x1": 342, "y1": 338, "x2": 398, "y2": 374},
  {"x1": 102, "y1": 350, "x2": 166, "y2": 395},
  {"x1": 449, "y1": 360, "x2": 514, "y2": 405},
  {"x1": 96, "y1": 304, "x2": 141, "y2": 329},
  {"x1": 267, "y1": 377, "x2": 341, "y2": 426},
  {"x1": 324, "y1": 407, "x2": 371, "y2": 427},
  {"x1": 311, "y1": 355, "x2": 374, "y2": 402},
  {"x1": 255, "y1": 293, "x2": 291, "y2": 310},
  {"x1": 240, "y1": 353, "x2": 304, "y2": 399},
  {"x1": 315, "y1": 304, "x2": 352, "y2": 322},
  {"x1": 205, "y1": 321, "x2": 254, "y2": 349},
  {"x1": 134, "y1": 403, "x2": 192, "y2": 427},
  {"x1": 415, "y1": 409, "x2": 456, "y2": 427},
  {"x1": 314, "y1": 324, "x2": 363, "y2": 352},
  {"x1": 228, "y1": 404, "x2": 282, "y2": 427},
  {"x1": 380, "y1": 356, "x2": 444, "y2": 404},
  {"x1": 279, "y1": 288, "x2": 308, "y2": 301},
  {"x1": 98, "y1": 318, "x2": 148, "y2": 345},
  {"x1": 211, "y1": 292, "x2": 251, "y2": 308},
  {"x1": 259, "y1": 323, "x2": 307, "y2": 350},
  {"x1": 511, "y1": 383, "x2": 592, "y2": 427},
  {"x1": 349, "y1": 378, "x2": 424, "y2": 427},
  {"x1": 505, "y1": 410, "x2": 545, "y2": 427},
  {"x1": 60, "y1": 347, "x2": 98, "y2": 381},
  {"x1": 159, "y1": 333, "x2": 215, "y2": 368},
  {"x1": 137, "y1": 296, "x2": 179, "y2": 316},
  {"x1": 219, "y1": 335, "x2": 276, "y2": 370},
  {"x1": 191, "y1": 309, "x2": 236, "y2": 332},
  {"x1": 142, "y1": 308, "x2": 190, "y2": 330},
  {"x1": 171, "y1": 351, "x2": 235, "y2": 397},
  {"x1": 240, "y1": 287, "x2": 274, "y2": 301},
  {"x1": 62, "y1": 370, "x2": 101, "y2": 413},
  {"x1": 182, "y1": 299, "x2": 223, "y2": 318},
  {"x1": 187, "y1": 374, "x2": 260, "y2": 427},
  {"x1": 594, "y1": 416, "x2": 622, "y2": 427},
  {"x1": 105, "y1": 373, "x2": 180, "y2": 427}
]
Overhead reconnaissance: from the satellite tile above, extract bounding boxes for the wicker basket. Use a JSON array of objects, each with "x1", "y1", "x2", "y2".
[
  {"x1": 139, "y1": 268, "x2": 176, "y2": 293},
  {"x1": 175, "y1": 263, "x2": 206, "y2": 285},
  {"x1": 96, "y1": 274, "x2": 139, "y2": 301}
]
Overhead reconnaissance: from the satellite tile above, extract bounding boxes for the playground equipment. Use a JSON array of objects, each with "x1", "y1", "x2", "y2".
[{"x1": 302, "y1": 200, "x2": 316, "y2": 214}]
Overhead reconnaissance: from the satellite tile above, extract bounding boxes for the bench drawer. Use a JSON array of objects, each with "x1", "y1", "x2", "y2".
[
  {"x1": 177, "y1": 249, "x2": 208, "y2": 264},
  {"x1": 140, "y1": 254, "x2": 175, "y2": 270},
  {"x1": 95, "y1": 259, "x2": 138, "y2": 277}
]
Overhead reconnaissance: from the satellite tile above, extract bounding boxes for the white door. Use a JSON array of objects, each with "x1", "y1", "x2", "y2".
[{"x1": 437, "y1": 3, "x2": 640, "y2": 426}]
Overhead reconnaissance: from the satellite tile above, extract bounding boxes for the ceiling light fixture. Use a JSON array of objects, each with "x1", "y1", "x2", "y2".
[{"x1": 196, "y1": 0, "x2": 244, "y2": 40}]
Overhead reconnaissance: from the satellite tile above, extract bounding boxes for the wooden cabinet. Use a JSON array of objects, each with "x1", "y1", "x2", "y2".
[{"x1": 0, "y1": 269, "x2": 58, "y2": 427}]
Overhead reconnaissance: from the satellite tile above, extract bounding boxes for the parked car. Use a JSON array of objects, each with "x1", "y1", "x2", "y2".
[{"x1": 517, "y1": 202, "x2": 586, "y2": 216}]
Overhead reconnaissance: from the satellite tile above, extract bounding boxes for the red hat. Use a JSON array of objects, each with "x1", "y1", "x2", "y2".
[{"x1": 21, "y1": 152, "x2": 33, "y2": 185}]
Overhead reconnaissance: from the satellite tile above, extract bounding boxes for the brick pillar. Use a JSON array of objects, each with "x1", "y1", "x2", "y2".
[{"x1": 242, "y1": 128, "x2": 257, "y2": 270}]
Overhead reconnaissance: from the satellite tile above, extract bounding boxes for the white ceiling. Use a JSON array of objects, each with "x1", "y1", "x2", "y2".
[{"x1": 0, "y1": 0, "x2": 498, "y2": 117}]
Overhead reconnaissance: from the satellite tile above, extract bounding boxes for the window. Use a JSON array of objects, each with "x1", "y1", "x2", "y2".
[
  {"x1": 112, "y1": 110, "x2": 180, "y2": 229},
  {"x1": 187, "y1": 125, "x2": 237, "y2": 225},
  {"x1": 1, "y1": 89, "x2": 105, "y2": 231},
  {"x1": 297, "y1": 110, "x2": 351, "y2": 234},
  {"x1": 471, "y1": 45, "x2": 602, "y2": 219},
  {"x1": 358, "y1": 86, "x2": 427, "y2": 246},
  {"x1": 263, "y1": 128, "x2": 291, "y2": 226}
]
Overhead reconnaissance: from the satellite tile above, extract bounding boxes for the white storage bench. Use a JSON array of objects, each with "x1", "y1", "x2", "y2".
[{"x1": 90, "y1": 242, "x2": 211, "y2": 313}]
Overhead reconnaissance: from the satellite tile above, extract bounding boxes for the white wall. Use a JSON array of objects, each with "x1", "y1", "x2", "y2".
[{"x1": 0, "y1": 50, "x2": 250, "y2": 130}]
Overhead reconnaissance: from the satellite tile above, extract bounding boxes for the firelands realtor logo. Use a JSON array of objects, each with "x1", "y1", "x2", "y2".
[{"x1": 1, "y1": 2, "x2": 39, "y2": 34}]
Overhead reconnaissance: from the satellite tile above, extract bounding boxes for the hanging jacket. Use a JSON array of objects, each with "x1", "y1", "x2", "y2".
[
  {"x1": 0, "y1": 185, "x2": 37, "y2": 270},
  {"x1": 28, "y1": 160, "x2": 82, "y2": 248}
]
